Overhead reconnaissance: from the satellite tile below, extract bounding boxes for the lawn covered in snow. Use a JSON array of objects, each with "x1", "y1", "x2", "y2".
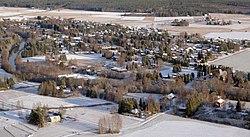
[{"x1": 160, "y1": 68, "x2": 197, "y2": 78}]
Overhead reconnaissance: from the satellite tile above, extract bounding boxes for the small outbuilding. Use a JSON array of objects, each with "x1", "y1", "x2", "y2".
[
  {"x1": 215, "y1": 98, "x2": 225, "y2": 107},
  {"x1": 48, "y1": 115, "x2": 61, "y2": 123}
]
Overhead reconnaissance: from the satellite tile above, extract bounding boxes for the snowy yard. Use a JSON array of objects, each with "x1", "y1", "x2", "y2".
[{"x1": 160, "y1": 68, "x2": 197, "y2": 78}]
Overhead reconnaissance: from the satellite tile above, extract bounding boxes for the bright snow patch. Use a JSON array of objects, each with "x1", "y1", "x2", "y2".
[
  {"x1": 154, "y1": 16, "x2": 194, "y2": 22},
  {"x1": 205, "y1": 32, "x2": 250, "y2": 40},
  {"x1": 58, "y1": 74, "x2": 97, "y2": 80},
  {"x1": 160, "y1": 68, "x2": 197, "y2": 78},
  {"x1": 122, "y1": 120, "x2": 250, "y2": 137},
  {"x1": 121, "y1": 17, "x2": 145, "y2": 21},
  {"x1": 22, "y1": 56, "x2": 46, "y2": 62},
  {"x1": 0, "y1": 68, "x2": 12, "y2": 80},
  {"x1": 13, "y1": 81, "x2": 40, "y2": 89},
  {"x1": 65, "y1": 53, "x2": 102, "y2": 60}
]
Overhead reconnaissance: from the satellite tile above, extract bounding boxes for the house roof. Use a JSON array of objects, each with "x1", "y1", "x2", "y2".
[
  {"x1": 167, "y1": 93, "x2": 175, "y2": 100},
  {"x1": 216, "y1": 98, "x2": 225, "y2": 104}
]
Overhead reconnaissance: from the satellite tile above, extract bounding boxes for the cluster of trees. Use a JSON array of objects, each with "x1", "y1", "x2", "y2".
[
  {"x1": 0, "y1": 77, "x2": 15, "y2": 89},
  {"x1": 118, "y1": 98, "x2": 138, "y2": 114},
  {"x1": 118, "y1": 95, "x2": 160, "y2": 115},
  {"x1": 171, "y1": 59, "x2": 190, "y2": 67},
  {"x1": 16, "y1": 61, "x2": 70, "y2": 82},
  {"x1": 29, "y1": 107, "x2": 47, "y2": 128},
  {"x1": 171, "y1": 19, "x2": 189, "y2": 26},
  {"x1": 206, "y1": 20, "x2": 232, "y2": 25},
  {"x1": 173, "y1": 64, "x2": 182, "y2": 73},
  {"x1": 38, "y1": 80, "x2": 64, "y2": 97},
  {"x1": 217, "y1": 41, "x2": 241, "y2": 52},
  {"x1": 98, "y1": 114, "x2": 122, "y2": 134},
  {"x1": 185, "y1": 93, "x2": 202, "y2": 117}
]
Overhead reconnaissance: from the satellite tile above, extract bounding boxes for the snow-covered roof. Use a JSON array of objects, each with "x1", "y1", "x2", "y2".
[
  {"x1": 216, "y1": 98, "x2": 225, "y2": 104},
  {"x1": 167, "y1": 93, "x2": 176, "y2": 100}
]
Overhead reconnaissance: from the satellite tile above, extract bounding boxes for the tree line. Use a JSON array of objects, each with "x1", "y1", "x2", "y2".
[{"x1": 1, "y1": 0, "x2": 249, "y2": 16}]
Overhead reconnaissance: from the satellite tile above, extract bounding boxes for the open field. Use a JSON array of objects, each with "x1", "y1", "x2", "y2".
[
  {"x1": 1, "y1": 86, "x2": 250, "y2": 137},
  {"x1": 121, "y1": 114, "x2": 250, "y2": 137},
  {"x1": 209, "y1": 48, "x2": 250, "y2": 72},
  {"x1": 0, "y1": 87, "x2": 141, "y2": 137},
  {"x1": 22, "y1": 53, "x2": 102, "y2": 62},
  {"x1": 1, "y1": 7, "x2": 250, "y2": 35},
  {"x1": 205, "y1": 32, "x2": 250, "y2": 40}
]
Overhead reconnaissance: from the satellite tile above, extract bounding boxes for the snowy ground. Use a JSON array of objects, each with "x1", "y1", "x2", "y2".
[
  {"x1": 1, "y1": 87, "x2": 249, "y2": 137},
  {"x1": 0, "y1": 68, "x2": 12, "y2": 80},
  {"x1": 21, "y1": 53, "x2": 103, "y2": 62},
  {"x1": 121, "y1": 114, "x2": 250, "y2": 137},
  {"x1": 65, "y1": 53, "x2": 102, "y2": 60},
  {"x1": 22, "y1": 56, "x2": 46, "y2": 62},
  {"x1": 154, "y1": 16, "x2": 194, "y2": 22},
  {"x1": 205, "y1": 32, "x2": 250, "y2": 40},
  {"x1": 0, "y1": 7, "x2": 45, "y2": 17},
  {"x1": 0, "y1": 90, "x2": 110, "y2": 109},
  {"x1": 13, "y1": 81, "x2": 40, "y2": 89},
  {"x1": 0, "y1": 87, "x2": 141, "y2": 137},
  {"x1": 2, "y1": 7, "x2": 250, "y2": 35},
  {"x1": 121, "y1": 17, "x2": 145, "y2": 21},
  {"x1": 58, "y1": 74, "x2": 97, "y2": 80},
  {"x1": 160, "y1": 68, "x2": 197, "y2": 78},
  {"x1": 209, "y1": 48, "x2": 250, "y2": 72}
]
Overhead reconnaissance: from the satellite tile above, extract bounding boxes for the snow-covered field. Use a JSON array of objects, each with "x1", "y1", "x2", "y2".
[
  {"x1": 121, "y1": 17, "x2": 145, "y2": 21},
  {"x1": 122, "y1": 116, "x2": 250, "y2": 137},
  {"x1": 0, "y1": 7, "x2": 45, "y2": 17},
  {"x1": 1, "y1": 7, "x2": 250, "y2": 35},
  {"x1": 22, "y1": 56, "x2": 46, "y2": 62},
  {"x1": 0, "y1": 87, "x2": 141, "y2": 137},
  {"x1": 21, "y1": 53, "x2": 102, "y2": 62},
  {"x1": 1, "y1": 87, "x2": 249, "y2": 137},
  {"x1": 160, "y1": 68, "x2": 197, "y2": 77},
  {"x1": 205, "y1": 32, "x2": 250, "y2": 40},
  {"x1": 13, "y1": 81, "x2": 40, "y2": 89},
  {"x1": 50, "y1": 9, "x2": 127, "y2": 16},
  {"x1": 66, "y1": 53, "x2": 102, "y2": 60},
  {"x1": 154, "y1": 16, "x2": 194, "y2": 22},
  {"x1": 210, "y1": 49, "x2": 250, "y2": 72},
  {"x1": 1, "y1": 91, "x2": 108, "y2": 109}
]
